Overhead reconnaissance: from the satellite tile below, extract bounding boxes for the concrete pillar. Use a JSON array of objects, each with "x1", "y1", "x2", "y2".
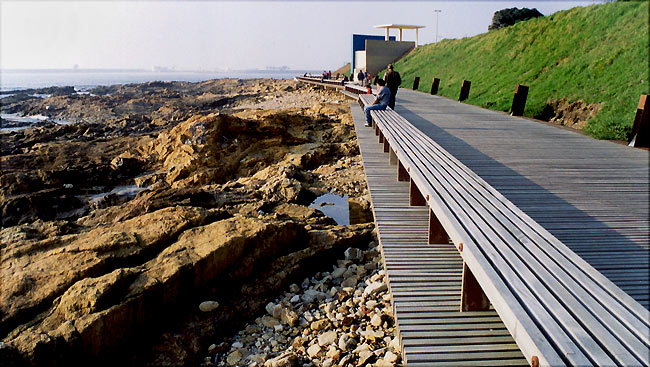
[
  {"x1": 398, "y1": 28, "x2": 402, "y2": 41},
  {"x1": 385, "y1": 28, "x2": 389, "y2": 41},
  {"x1": 415, "y1": 28, "x2": 419, "y2": 47}
]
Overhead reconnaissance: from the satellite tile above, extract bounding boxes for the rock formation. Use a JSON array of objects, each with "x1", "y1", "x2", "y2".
[{"x1": 1, "y1": 79, "x2": 383, "y2": 366}]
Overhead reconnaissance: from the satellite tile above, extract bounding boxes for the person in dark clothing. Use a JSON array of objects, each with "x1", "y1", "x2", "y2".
[
  {"x1": 383, "y1": 64, "x2": 402, "y2": 110},
  {"x1": 357, "y1": 70, "x2": 365, "y2": 85},
  {"x1": 363, "y1": 79, "x2": 391, "y2": 127}
]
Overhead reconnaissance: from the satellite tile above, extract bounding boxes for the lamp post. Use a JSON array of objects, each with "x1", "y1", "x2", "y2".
[{"x1": 434, "y1": 9, "x2": 442, "y2": 42}]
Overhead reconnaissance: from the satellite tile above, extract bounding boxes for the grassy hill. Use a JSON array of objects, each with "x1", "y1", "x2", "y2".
[{"x1": 390, "y1": 1, "x2": 648, "y2": 140}]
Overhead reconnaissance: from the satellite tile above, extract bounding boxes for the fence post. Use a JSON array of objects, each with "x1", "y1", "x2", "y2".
[
  {"x1": 629, "y1": 94, "x2": 649, "y2": 148},
  {"x1": 412, "y1": 77, "x2": 420, "y2": 90},
  {"x1": 510, "y1": 84, "x2": 529, "y2": 116},
  {"x1": 459, "y1": 80, "x2": 471, "y2": 101},
  {"x1": 430, "y1": 77, "x2": 440, "y2": 95}
]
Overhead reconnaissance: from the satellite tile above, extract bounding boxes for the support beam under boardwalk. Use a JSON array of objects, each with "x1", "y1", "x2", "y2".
[{"x1": 351, "y1": 102, "x2": 528, "y2": 367}]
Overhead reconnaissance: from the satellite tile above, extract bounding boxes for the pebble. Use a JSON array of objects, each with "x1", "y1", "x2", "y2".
[
  {"x1": 306, "y1": 344, "x2": 321, "y2": 358},
  {"x1": 341, "y1": 277, "x2": 357, "y2": 288},
  {"x1": 371, "y1": 313, "x2": 383, "y2": 327},
  {"x1": 363, "y1": 282, "x2": 388, "y2": 297},
  {"x1": 199, "y1": 301, "x2": 220, "y2": 312},
  {"x1": 226, "y1": 350, "x2": 243, "y2": 365},
  {"x1": 385, "y1": 350, "x2": 399, "y2": 363},
  {"x1": 317, "y1": 330, "x2": 337, "y2": 346}
]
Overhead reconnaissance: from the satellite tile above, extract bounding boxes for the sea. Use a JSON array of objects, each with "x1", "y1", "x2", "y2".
[
  {"x1": 0, "y1": 68, "x2": 321, "y2": 132},
  {"x1": 0, "y1": 68, "x2": 321, "y2": 92}
]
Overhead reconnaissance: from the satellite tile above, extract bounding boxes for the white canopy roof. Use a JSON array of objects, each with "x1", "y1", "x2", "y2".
[
  {"x1": 374, "y1": 24, "x2": 425, "y2": 30},
  {"x1": 374, "y1": 24, "x2": 425, "y2": 45}
]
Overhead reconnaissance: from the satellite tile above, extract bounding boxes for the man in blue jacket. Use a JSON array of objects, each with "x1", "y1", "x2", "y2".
[{"x1": 364, "y1": 79, "x2": 391, "y2": 127}]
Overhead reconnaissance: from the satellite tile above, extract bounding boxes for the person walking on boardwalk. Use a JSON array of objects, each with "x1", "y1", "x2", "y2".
[
  {"x1": 383, "y1": 63, "x2": 401, "y2": 110},
  {"x1": 357, "y1": 70, "x2": 364, "y2": 85},
  {"x1": 364, "y1": 79, "x2": 391, "y2": 127}
]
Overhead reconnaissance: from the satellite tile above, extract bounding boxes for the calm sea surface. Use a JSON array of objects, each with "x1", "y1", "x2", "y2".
[{"x1": 0, "y1": 69, "x2": 320, "y2": 91}]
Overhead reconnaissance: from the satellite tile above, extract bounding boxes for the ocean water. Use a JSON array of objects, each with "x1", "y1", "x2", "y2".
[{"x1": 0, "y1": 69, "x2": 320, "y2": 91}]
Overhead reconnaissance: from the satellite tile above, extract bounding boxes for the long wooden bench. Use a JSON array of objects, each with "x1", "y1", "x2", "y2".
[
  {"x1": 345, "y1": 84, "x2": 371, "y2": 95},
  {"x1": 358, "y1": 94, "x2": 650, "y2": 367},
  {"x1": 295, "y1": 75, "x2": 346, "y2": 87}
]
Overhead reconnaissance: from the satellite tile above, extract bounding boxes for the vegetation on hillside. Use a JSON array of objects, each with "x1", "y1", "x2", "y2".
[
  {"x1": 390, "y1": 1, "x2": 648, "y2": 140},
  {"x1": 489, "y1": 7, "x2": 544, "y2": 30}
]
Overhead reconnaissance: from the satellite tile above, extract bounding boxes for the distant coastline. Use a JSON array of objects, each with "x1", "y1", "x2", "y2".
[{"x1": 0, "y1": 68, "x2": 320, "y2": 91}]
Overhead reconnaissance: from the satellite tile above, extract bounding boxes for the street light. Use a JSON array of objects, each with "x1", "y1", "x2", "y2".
[{"x1": 434, "y1": 9, "x2": 442, "y2": 42}]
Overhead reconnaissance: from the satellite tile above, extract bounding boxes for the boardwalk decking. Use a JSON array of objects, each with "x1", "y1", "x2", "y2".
[
  {"x1": 351, "y1": 88, "x2": 649, "y2": 365},
  {"x1": 392, "y1": 89, "x2": 650, "y2": 309},
  {"x1": 351, "y1": 103, "x2": 528, "y2": 366}
]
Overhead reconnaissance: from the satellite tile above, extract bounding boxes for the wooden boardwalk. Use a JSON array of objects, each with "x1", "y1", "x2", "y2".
[
  {"x1": 351, "y1": 103, "x2": 528, "y2": 366},
  {"x1": 392, "y1": 89, "x2": 649, "y2": 309}
]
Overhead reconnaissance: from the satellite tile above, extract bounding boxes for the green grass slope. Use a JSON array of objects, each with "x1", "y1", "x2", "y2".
[{"x1": 391, "y1": 1, "x2": 648, "y2": 140}]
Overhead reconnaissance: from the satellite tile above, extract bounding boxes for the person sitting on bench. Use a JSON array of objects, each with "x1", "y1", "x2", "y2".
[{"x1": 363, "y1": 79, "x2": 391, "y2": 127}]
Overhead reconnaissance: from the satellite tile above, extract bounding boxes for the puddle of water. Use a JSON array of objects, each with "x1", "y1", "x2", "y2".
[
  {"x1": 308, "y1": 193, "x2": 375, "y2": 225},
  {"x1": 0, "y1": 113, "x2": 75, "y2": 131},
  {"x1": 89, "y1": 185, "x2": 147, "y2": 203},
  {"x1": 309, "y1": 193, "x2": 350, "y2": 225},
  {"x1": 30, "y1": 93, "x2": 52, "y2": 99},
  {"x1": 1, "y1": 113, "x2": 49, "y2": 123}
]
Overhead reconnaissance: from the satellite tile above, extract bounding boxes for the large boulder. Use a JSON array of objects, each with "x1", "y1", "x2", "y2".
[
  {"x1": 1, "y1": 206, "x2": 209, "y2": 342},
  {"x1": 3, "y1": 216, "x2": 306, "y2": 365}
]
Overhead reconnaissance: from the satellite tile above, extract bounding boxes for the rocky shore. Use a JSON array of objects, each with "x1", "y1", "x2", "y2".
[
  {"x1": 1, "y1": 78, "x2": 399, "y2": 366},
  {"x1": 208, "y1": 245, "x2": 402, "y2": 367}
]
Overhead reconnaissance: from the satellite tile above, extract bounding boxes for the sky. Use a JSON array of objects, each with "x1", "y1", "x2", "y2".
[{"x1": 0, "y1": 1, "x2": 603, "y2": 71}]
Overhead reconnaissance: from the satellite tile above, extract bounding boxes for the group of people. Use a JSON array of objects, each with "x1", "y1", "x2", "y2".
[{"x1": 363, "y1": 63, "x2": 402, "y2": 127}]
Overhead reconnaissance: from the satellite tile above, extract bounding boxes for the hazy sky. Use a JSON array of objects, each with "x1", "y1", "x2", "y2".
[{"x1": 1, "y1": 1, "x2": 601, "y2": 71}]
